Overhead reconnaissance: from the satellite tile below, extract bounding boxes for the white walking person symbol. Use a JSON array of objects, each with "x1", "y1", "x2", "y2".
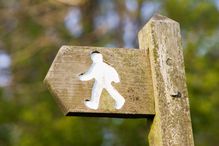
[{"x1": 79, "y1": 51, "x2": 125, "y2": 110}]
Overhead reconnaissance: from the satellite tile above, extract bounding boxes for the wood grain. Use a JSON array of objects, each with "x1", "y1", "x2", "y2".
[
  {"x1": 44, "y1": 46, "x2": 155, "y2": 117},
  {"x1": 138, "y1": 14, "x2": 194, "y2": 146}
]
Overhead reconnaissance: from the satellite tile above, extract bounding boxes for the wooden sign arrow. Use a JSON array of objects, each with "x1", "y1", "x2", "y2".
[{"x1": 44, "y1": 46, "x2": 155, "y2": 117}]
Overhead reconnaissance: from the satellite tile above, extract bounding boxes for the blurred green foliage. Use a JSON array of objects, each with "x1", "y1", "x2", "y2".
[{"x1": 0, "y1": 0, "x2": 219, "y2": 146}]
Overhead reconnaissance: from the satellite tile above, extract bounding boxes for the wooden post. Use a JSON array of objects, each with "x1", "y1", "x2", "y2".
[{"x1": 138, "y1": 15, "x2": 194, "y2": 145}]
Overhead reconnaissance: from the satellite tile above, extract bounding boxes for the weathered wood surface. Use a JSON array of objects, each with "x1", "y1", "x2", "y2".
[
  {"x1": 44, "y1": 46, "x2": 155, "y2": 117},
  {"x1": 138, "y1": 15, "x2": 194, "y2": 145}
]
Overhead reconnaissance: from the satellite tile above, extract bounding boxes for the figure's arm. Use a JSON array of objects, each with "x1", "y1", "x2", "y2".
[{"x1": 79, "y1": 64, "x2": 96, "y2": 81}]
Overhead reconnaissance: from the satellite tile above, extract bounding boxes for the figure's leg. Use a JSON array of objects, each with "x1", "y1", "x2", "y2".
[
  {"x1": 105, "y1": 84, "x2": 125, "y2": 109},
  {"x1": 84, "y1": 82, "x2": 103, "y2": 110}
]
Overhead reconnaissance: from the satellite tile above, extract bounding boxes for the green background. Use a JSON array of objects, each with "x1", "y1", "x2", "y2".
[{"x1": 0, "y1": 0, "x2": 219, "y2": 146}]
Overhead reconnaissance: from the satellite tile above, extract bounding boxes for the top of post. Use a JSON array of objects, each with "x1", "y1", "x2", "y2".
[
  {"x1": 138, "y1": 14, "x2": 179, "y2": 35},
  {"x1": 149, "y1": 14, "x2": 178, "y2": 24}
]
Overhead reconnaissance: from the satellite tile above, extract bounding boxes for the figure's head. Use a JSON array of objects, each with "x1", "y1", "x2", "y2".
[{"x1": 90, "y1": 51, "x2": 103, "y2": 63}]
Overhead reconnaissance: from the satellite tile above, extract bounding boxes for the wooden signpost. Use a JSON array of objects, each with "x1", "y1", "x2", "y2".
[{"x1": 44, "y1": 15, "x2": 194, "y2": 146}]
